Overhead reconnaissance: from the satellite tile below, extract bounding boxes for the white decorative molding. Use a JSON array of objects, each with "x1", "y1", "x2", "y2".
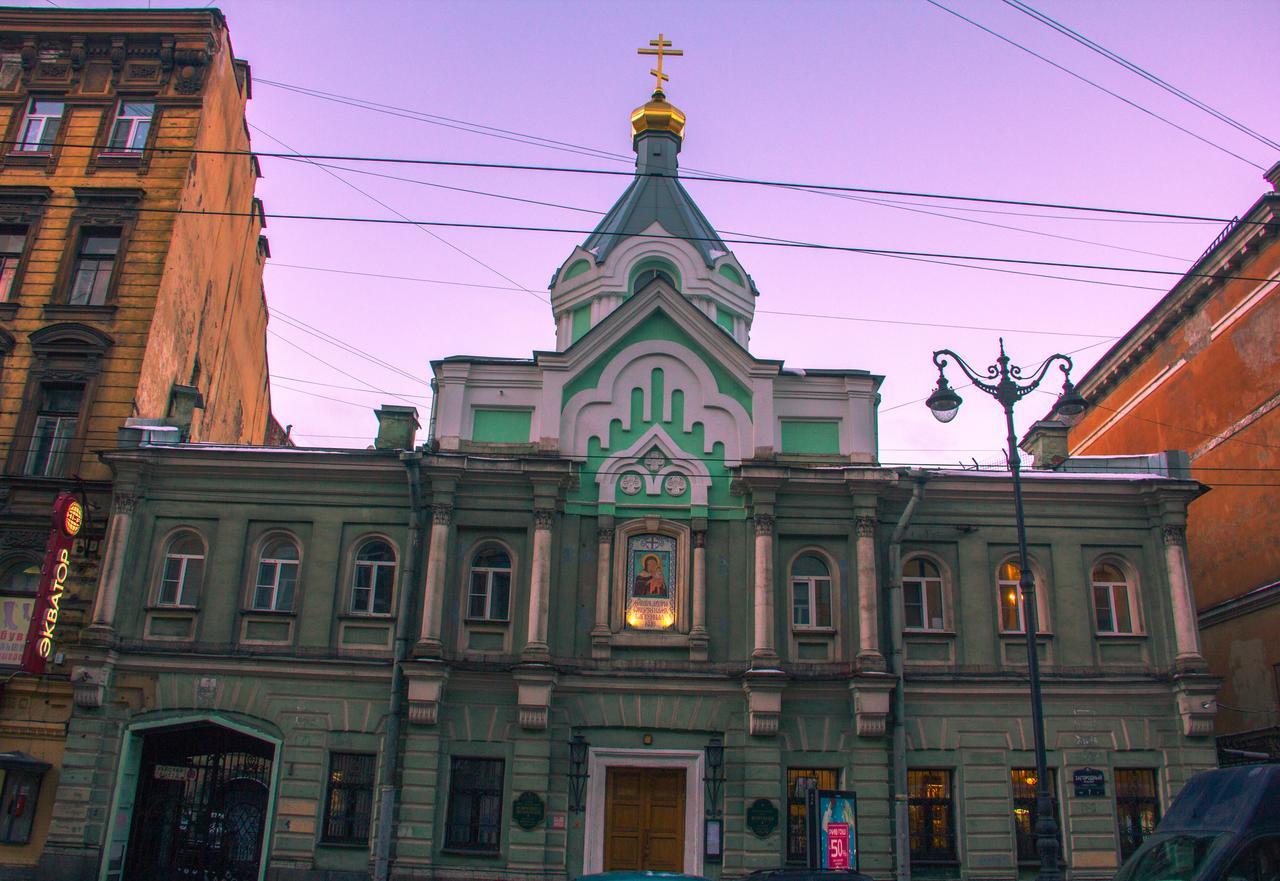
[
  {"x1": 404, "y1": 661, "x2": 450, "y2": 727},
  {"x1": 561, "y1": 339, "x2": 753, "y2": 467},
  {"x1": 581, "y1": 747, "x2": 706, "y2": 876},
  {"x1": 513, "y1": 664, "x2": 558, "y2": 731},
  {"x1": 850, "y1": 677, "x2": 895, "y2": 738},
  {"x1": 742, "y1": 669, "x2": 787, "y2": 737},
  {"x1": 595, "y1": 425, "x2": 712, "y2": 508}
]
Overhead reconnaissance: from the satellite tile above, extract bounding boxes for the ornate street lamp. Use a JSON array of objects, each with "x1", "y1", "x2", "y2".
[
  {"x1": 926, "y1": 339, "x2": 1086, "y2": 881},
  {"x1": 568, "y1": 733, "x2": 589, "y2": 813},
  {"x1": 703, "y1": 736, "x2": 726, "y2": 861}
]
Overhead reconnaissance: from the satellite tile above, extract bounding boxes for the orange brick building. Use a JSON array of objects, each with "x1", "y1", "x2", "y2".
[
  {"x1": 0, "y1": 9, "x2": 277, "y2": 873},
  {"x1": 1065, "y1": 164, "x2": 1280, "y2": 753}
]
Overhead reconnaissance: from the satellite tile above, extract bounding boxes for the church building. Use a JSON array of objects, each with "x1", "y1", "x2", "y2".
[{"x1": 36, "y1": 42, "x2": 1218, "y2": 881}]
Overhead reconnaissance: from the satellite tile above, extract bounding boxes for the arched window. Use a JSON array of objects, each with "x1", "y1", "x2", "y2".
[
  {"x1": 467, "y1": 545, "x2": 511, "y2": 622},
  {"x1": 998, "y1": 559, "x2": 1049, "y2": 634},
  {"x1": 0, "y1": 557, "x2": 41, "y2": 596},
  {"x1": 791, "y1": 554, "x2": 832, "y2": 629},
  {"x1": 352, "y1": 539, "x2": 396, "y2": 615},
  {"x1": 903, "y1": 557, "x2": 945, "y2": 631},
  {"x1": 158, "y1": 530, "x2": 205, "y2": 607},
  {"x1": 252, "y1": 536, "x2": 299, "y2": 612},
  {"x1": 1092, "y1": 560, "x2": 1137, "y2": 634}
]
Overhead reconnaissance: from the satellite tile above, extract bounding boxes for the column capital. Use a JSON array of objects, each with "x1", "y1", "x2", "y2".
[
  {"x1": 753, "y1": 513, "x2": 775, "y2": 536},
  {"x1": 693, "y1": 530, "x2": 706, "y2": 548},
  {"x1": 431, "y1": 504, "x2": 453, "y2": 526},
  {"x1": 1162, "y1": 524, "x2": 1187, "y2": 547},
  {"x1": 596, "y1": 527, "x2": 615, "y2": 543},
  {"x1": 534, "y1": 509, "x2": 555, "y2": 530},
  {"x1": 855, "y1": 515, "x2": 877, "y2": 538}
]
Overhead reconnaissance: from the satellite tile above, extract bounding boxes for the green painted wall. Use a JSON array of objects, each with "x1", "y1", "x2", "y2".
[
  {"x1": 715, "y1": 305, "x2": 735, "y2": 333},
  {"x1": 562, "y1": 259, "x2": 591, "y2": 282},
  {"x1": 717, "y1": 264, "x2": 744, "y2": 286},
  {"x1": 780, "y1": 419, "x2": 841, "y2": 455},
  {"x1": 473, "y1": 409, "x2": 533, "y2": 444},
  {"x1": 570, "y1": 304, "x2": 592, "y2": 344}
]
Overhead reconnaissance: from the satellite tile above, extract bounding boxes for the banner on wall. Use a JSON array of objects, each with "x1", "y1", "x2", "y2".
[
  {"x1": 20, "y1": 491, "x2": 84, "y2": 675},
  {"x1": 807, "y1": 788, "x2": 859, "y2": 871},
  {"x1": 0, "y1": 596, "x2": 36, "y2": 666}
]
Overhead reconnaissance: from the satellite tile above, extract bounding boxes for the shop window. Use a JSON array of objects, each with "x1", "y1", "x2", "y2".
[
  {"x1": 24, "y1": 382, "x2": 83, "y2": 477},
  {"x1": 106, "y1": 101, "x2": 154, "y2": 153},
  {"x1": 0, "y1": 226, "x2": 27, "y2": 302},
  {"x1": 791, "y1": 553, "x2": 832, "y2": 629},
  {"x1": 785, "y1": 767, "x2": 838, "y2": 864},
  {"x1": 66, "y1": 227, "x2": 121, "y2": 306},
  {"x1": 322, "y1": 752, "x2": 375, "y2": 845},
  {"x1": 1093, "y1": 561, "x2": 1138, "y2": 635},
  {"x1": 15, "y1": 98, "x2": 63, "y2": 152},
  {"x1": 909, "y1": 769, "x2": 957, "y2": 863},
  {"x1": 1012, "y1": 768, "x2": 1060, "y2": 864},
  {"x1": 444, "y1": 757, "x2": 504, "y2": 852},
  {"x1": 351, "y1": 539, "x2": 395, "y2": 615},
  {"x1": 467, "y1": 545, "x2": 511, "y2": 622},
  {"x1": 251, "y1": 537, "x2": 299, "y2": 612},
  {"x1": 0, "y1": 754, "x2": 50, "y2": 845},
  {"x1": 1115, "y1": 769, "x2": 1160, "y2": 861},
  {"x1": 903, "y1": 556, "x2": 946, "y2": 631},
  {"x1": 157, "y1": 530, "x2": 205, "y2": 607}
]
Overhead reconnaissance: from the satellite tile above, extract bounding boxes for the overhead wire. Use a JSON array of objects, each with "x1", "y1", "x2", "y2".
[
  {"x1": 920, "y1": 0, "x2": 1268, "y2": 171},
  {"x1": 1001, "y1": 0, "x2": 1280, "y2": 153}
]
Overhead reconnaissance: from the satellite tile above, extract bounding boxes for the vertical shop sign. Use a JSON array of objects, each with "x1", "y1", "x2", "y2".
[{"x1": 20, "y1": 492, "x2": 83, "y2": 674}]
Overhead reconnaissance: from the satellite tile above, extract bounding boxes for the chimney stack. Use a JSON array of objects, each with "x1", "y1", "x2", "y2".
[
  {"x1": 1020, "y1": 419, "x2": 1070, "y2": 468},
  {"x1": 375, "y1": 405, "x2": 419, "y2": 450}
]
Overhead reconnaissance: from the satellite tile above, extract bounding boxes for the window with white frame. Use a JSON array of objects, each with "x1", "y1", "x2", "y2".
[
  {"x1": 66, "y1": 227, "x2": 121, "y2": 306},
  {"x1": 791, "y1": 553, "x2": 832, "y2": 629},
  {"x1": 0, "y1": 226, "x2": 28, "y2": 302},
  {"x1": 467, "y1": 545, "x2": 511, "y2": 622},
  {"x1": 157, "y1": 530, "x2": 204, "y2": 607},
  {"x1": 351, "y1": 539, "x2": 395, "y2": 615},
  {"x1": 904, "y1": 557, "x2": 946, "y2": 631},
  {"x1": 105, "y1": 101, "x2": 155, "y2": 152},
  {"x1": 999, "y1": 560, "x2": 1028, "y2": 633},
  {"x1": 1092, "y1": 561, "x2": 1137, "y2": 634},
  {"x1": 16, "y1": 98, "x2": 63, "y2": 152},
  {"x1": 252, "y1": 537, "x2": 299, "y2": 611}
]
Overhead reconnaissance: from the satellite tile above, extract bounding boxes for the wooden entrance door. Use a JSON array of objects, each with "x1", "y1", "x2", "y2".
[{"x1": 603, "y1": 767, "x2": 687, "y2": 872}]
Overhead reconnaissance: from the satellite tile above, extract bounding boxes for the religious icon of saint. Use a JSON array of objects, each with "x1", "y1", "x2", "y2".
[{"x1": 631, "y1": 553, "x2": 668, "y2": 597}]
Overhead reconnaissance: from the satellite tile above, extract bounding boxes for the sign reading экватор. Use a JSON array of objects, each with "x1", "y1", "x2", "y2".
[{"x1": 20, "y1": 491, "x2": 83, "y2": 675}]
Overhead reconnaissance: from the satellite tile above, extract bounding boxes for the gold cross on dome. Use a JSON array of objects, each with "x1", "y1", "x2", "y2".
[{"x1": 637, "y1": 33, "x2": 683, "y2": 94}]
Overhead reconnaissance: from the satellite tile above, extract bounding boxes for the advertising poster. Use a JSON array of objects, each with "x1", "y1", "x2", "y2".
[
  {"x1": 807, "y1": 789, "x2": 859, "y2": 870},
  {"x1": 0, "y1": 596, "x2": 35, "y2": 666}
]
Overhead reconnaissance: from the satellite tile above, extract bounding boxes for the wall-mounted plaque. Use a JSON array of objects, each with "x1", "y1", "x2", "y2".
[
  {"x1": 512, "y1": 791, "x2": 545, "y2": 829},
  {"x1": 747, "y1": 797, "x2": 779, "y2": 837}
]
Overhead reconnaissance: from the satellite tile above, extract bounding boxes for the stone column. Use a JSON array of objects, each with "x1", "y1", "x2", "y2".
[
  {"x1": 689, "y1": 529, "x2": 709, "y2": 661},
  {"x1": 87, "y1": 492, "x2": 140, "y2": 635},
  {"x1": 1163, "y1": 525, "x2": 1205, "y2": 669},
  {"x1": 415, "y1": 504, "x2": 452, "y2": 657},
  {"x1": 591, "y1": 525, "x2": 613, "y2": 659},
  {"x1": 752, "y1": 514, "x2": 777, "y2": 663},
  {"x1": 524, "y1": 508, "x2": 554, "y2": 660},
  {"x1": 855, "y1": 514, "x2": 885, "y2": 671}
]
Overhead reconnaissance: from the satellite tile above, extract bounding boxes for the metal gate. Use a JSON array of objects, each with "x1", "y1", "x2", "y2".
[{"x1": 124, "y1": 725, "x2": 273, "y2": 881}]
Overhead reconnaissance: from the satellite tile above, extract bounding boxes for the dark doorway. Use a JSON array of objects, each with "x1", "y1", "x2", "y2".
[{"x1": 123, "y1": 723, "x2": 274, "y2": 881}]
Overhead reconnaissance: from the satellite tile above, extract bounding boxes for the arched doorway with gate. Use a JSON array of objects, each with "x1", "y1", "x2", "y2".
[{"x1": 100, "y1": 715, "x2": 281, "y2": 881}]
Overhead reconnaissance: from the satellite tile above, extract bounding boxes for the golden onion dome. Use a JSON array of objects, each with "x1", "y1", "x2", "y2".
[{"x1": 630, "y1": 90, "x2": 686, "y2": 139}]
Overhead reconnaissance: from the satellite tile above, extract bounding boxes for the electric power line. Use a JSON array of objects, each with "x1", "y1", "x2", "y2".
[
  {"x1": 1001, "y1": 0, "x2": 1280, "y2": 153},
  {"x1": 922, "y1": 0, "x2": 1268, "y2": 171}
]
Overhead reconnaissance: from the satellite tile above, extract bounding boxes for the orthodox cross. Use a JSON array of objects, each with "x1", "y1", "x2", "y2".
[{"x1": 637, "y1": 33, "x2": 683, "y2": 94}]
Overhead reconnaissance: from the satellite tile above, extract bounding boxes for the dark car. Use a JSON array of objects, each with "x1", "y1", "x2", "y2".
[
  {"x1": 744, "y1": 870, "x2": 877, "y2": 881},
  {"x1": 574, "y1": 872, "x2": 710, "y2": 881}
]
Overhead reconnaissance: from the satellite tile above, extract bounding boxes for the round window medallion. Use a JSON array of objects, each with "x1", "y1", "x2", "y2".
[
  {"x1": 619, "y1": 474, "x2": 643, "y2": 496},
  {"x1": 663, "y1": 474, "x2": 688, "y2": 496}
]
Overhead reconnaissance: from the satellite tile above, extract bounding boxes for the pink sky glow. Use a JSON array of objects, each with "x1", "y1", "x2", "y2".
[{"x1": 19, "y1": 0, "x2": 1280, "y2": 464}]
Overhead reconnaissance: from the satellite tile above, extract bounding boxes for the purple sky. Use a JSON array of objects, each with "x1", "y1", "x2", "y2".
[{"x1": 26, "y1": 1, "x2": 1280, "y2": 462}]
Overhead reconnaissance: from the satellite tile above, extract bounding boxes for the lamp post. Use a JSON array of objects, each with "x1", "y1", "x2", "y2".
[
  {"x1": 925, "y1": 338, "x2": 1086, "y2": 881},
  {"x1": 567, "y1": 733, "x2": 589, "y2": 813}
]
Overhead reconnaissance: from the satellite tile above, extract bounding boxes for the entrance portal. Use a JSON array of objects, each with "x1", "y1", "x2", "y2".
[
  {"x1": 122, "y1": 723, "x2": 273, "y2": 881},
  {"x1": 603, "y1": 767, "x2": 686, "y2": 872}
]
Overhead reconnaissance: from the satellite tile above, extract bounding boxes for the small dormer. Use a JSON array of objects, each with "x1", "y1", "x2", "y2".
[{"x1": 548, "y1": 88, "x2": 757, "y2": 352}]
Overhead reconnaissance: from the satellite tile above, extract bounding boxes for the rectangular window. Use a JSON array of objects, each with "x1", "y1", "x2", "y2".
[
  {"x1": 24, "y1": 383, "x2": 83, "y2": 477},
  {"x1": 67, "y1": 228, "x2": 121, "y2": 306},
  {"x1": 0, "y1": 225, "x2": 27, "y2": 302},
  {"x1": 1115, "y1": 769, "x2": 1160, "y2": 861},
  {"x1": 445, "y1": 757, "x2": 504, "y2": 852},
  {"x1": 786, "y1": 767, "x2": 839, "y2": 864},
  {"x1": 792, "y1": 578, "x2": 832, "y2": 629},
  {"x1": 1012, "y1": 768, "x2": 1060, "y2": 864},
  {"x1": 159, "y1": 554, "x2": 204, "y2": 607},
  {"x1": 322, "y1": 752, "x2": 376, "y2": 845},
  {"x1": 106, "y1": 101, "x2": 155, "y2": 153},
  {"x1": 1093, "y1": 584, "x2": 1133, "y2": 633},
  {"x1": 909, "y1": 769, "x2": 957, "y2": 863},
  {"x1": 352, "y1": 561, "x2": 394, "y2": 615},
  {"x1": 467, "y1": 564, "x2": 511, "y2": 622},
  {"x1": 16, "y1": 98, "x2": 63, "y2": 152}
]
